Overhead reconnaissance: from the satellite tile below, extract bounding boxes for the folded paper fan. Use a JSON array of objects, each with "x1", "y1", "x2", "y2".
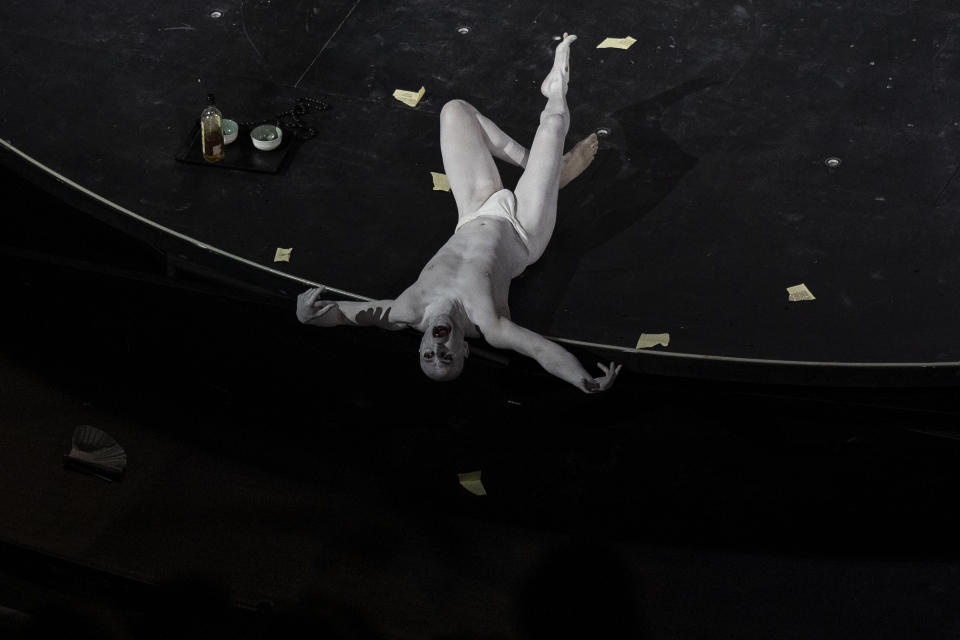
[{"x1": 63, "y1": 425, "x2": 127, "y2": 481}]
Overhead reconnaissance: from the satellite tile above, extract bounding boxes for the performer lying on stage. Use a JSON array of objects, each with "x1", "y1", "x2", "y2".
[{"x1": 297, "y1": 34, "x2": 621, "y2": 393}]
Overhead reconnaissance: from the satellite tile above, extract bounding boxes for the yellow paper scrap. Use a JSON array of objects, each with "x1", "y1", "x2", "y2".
[
  {"x1": 458, "y1": 470, "x2": 487, "y2": 496},
  {"x1": 635, "y1": 333, "x2": 670, "y2": 349},
  {"x1": 597, "y1": 36, "x2": 637, "y2": 50},
  {"x1": 431, "y1": 171, "x2": 451, "y2": 191},
  {"x1": 786, "y1": 283, "x2": 815, "y2": 302},
  {"x1": 393, "y1": 86, "x2": 426, "y2": 107},
  {"x1": 274, "y1": 247, "x2": 292, "y2": 262}
]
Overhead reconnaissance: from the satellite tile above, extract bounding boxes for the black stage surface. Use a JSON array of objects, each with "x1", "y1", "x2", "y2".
[
  {"x1": 3, "y1": 0, "x2": 960, "y2": 384},
  {"x1": 6, "y1": 1, "x2": 960, "y2": 638}
]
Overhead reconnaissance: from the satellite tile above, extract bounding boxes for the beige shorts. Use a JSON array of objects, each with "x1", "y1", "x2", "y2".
[{"x1": 455, "y1": 189, "x2": 531, "y2": 254}]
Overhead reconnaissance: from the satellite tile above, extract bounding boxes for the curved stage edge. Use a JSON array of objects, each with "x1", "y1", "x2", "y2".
[{"x1": 5, "y1": 140, "x2": 959, "y2": 388}]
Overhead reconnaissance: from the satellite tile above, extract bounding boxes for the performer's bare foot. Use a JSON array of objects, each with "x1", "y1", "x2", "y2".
[
  {"x1": 560, "y1": 133, "x2": 598, "y2": 188},
  {"x1": 542, "y1": 33, "x2": 577, "y2": 98}
]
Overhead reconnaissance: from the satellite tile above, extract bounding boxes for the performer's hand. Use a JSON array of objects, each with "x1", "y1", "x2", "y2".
[
  {"x1": 582, "y1": 361, "x2": 622, "y2": 393},
  {"x1": 354, "y1": 305, "x2": 392, "y2": 327},
  {"x1": 296, "y1": 286, "x2": 339, "y2": 326}
]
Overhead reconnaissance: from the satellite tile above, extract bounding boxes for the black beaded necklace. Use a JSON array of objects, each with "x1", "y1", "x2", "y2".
[{"x1": 235, "y1": 96, "x2": 330, "y2": 141}]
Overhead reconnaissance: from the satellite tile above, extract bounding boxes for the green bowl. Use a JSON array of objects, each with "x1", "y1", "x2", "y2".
[{"x1": 221, "y1": 118, "x2": 238, "y2": 144}]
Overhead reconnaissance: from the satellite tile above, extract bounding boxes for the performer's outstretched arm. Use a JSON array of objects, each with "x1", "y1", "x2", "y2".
[
  {"x1": 483, "y1": 318, "x2": 621, "y2": 393},
  {"x1": 296, "y1": 287, "x2": 408, "y2": 330}
]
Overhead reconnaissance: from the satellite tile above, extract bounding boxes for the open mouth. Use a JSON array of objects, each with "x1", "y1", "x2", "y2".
[{"x1": 432, "y1": 325, "x2": 450, "y2": 339}]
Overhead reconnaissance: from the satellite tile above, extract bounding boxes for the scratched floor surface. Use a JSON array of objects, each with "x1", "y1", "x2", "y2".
[{"x1": 2, "y1": 0, "x2": 960, "y2": 384}]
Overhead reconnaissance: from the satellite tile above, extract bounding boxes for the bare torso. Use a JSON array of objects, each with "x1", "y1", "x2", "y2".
[{"x1": 393, "y1": 214, "x2": 529, "y2": 337}]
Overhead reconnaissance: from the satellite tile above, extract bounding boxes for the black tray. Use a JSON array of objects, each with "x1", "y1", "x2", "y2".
[{"x1": 174, "y1": 121, "x2": 298, "y2": 174}]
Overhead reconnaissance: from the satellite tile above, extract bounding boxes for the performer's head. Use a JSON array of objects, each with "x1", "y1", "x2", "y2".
[{"x1": 419, "y1": 314, "x2": 469, "y2": 381}]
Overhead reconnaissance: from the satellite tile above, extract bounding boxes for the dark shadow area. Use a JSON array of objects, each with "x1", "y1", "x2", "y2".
[
  {"x1": 513, "y1": 79, "x2": 713, "y2": 320},
  {"x1": 516, "y1": 539, "x2": 649, "y2": 639},
  {"x1": 4, "y1": 166, "x2": 960, "y2": 637}
]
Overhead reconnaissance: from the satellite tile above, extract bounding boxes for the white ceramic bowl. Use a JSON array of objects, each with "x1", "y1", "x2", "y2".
[
  {"x1": 221, "y1": 119, "x2": 238, "y2": 144},
  {"x1": 251, "y1": 124, "x2": 282, "y2": 151}
]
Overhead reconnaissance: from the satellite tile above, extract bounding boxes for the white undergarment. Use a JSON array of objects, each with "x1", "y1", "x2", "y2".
[{"x1": 455, "y1": 189, "x2": 530, "y2": 254}]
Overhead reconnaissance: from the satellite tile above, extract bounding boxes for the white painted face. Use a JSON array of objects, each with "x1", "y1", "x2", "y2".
[{"x1": 419, "y1": 315, "x2": 469, "y2": 381}]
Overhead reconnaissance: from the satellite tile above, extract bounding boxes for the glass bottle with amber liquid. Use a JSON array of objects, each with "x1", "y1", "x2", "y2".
[{"x1": 200, "y1": 94, "x2": 225, "y2": 162}]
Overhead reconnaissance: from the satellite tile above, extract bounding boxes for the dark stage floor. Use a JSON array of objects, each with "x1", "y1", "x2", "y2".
[
  {"x1": 3, "y1": 1, "x2": 960, "y2": 384},
  {"x1": 5, "y1": 1, "x2": 960, "y2": 637}
]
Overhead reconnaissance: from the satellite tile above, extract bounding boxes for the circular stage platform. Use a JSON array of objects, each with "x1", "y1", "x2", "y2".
[{"x1": 3, "y1": 0, "x2": 960, "y2": 385}]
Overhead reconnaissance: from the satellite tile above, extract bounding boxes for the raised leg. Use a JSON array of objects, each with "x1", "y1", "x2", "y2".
[
  {"x1": 440, "y1": 99, "x2": 528, "y2": 218},
  {"x1": 514, "y1": 33, "x2": 578, "y2": 263}
]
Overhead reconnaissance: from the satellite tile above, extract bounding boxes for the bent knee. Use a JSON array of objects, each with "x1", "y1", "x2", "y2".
[
  {"x1": 539, "y1": 112, "x2": 569, "y2": 135},
  {"x1": 441, "y1": 99, "x2": 476, "y2": 122}
]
